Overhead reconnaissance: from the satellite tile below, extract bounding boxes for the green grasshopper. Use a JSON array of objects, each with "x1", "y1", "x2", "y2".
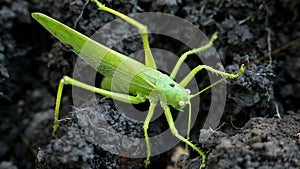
[{"x1": 32, "y1": 0, "x2": 244, "y2": 168}]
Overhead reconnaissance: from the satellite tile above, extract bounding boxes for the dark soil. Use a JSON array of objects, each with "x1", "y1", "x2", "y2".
[{"x1": 0, "y1": 0, "x2": 299, "y2": 169}]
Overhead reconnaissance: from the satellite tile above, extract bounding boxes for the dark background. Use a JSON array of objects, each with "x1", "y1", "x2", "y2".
[{"x1": 0, "y1": 0, "x2": 299, "y2": 169}]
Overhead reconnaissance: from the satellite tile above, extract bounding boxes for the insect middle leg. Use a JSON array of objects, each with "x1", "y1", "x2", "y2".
[
  {"x1": 143, "y1": 101, "x2": 157, "y2": 167},
  {"x1": 92, "y1": 0, "x2": 157, "y2": 69},
  {"x1": 53, "y1": 76, "x2": 146, "y2": 136}
]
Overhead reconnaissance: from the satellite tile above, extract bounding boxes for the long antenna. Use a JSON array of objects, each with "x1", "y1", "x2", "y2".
[{"x1": 194, "y1": 37, "x2": 300, "y2": 96}]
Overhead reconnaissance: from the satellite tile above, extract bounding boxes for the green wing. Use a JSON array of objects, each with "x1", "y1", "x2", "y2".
[{"x1": 32, "y1": 13, "x2": 156, "y2": 95}]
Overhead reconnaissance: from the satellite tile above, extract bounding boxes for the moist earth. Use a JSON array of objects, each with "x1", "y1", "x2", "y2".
[{"x1": 0, "y1": 0, "x2": 299, "y2": 169}]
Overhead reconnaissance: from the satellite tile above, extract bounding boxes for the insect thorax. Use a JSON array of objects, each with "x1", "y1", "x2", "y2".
[{"x1": 155, "y1": 74, "x2": 190, "y2": 110}]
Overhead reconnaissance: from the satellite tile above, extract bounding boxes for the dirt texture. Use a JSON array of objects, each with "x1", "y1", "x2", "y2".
[{"x1": 0, "y1": 0, "x2": 299, "y2": 169}]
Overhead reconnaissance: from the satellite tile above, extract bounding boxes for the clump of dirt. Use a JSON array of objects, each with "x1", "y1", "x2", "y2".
[
  {"x1": 36, "y1": 98, "x2": 146, "y2": 169},
  {"x1": 205, "y1": 114, "x2": 300, "y2": 169},
  {"x1": 0, "y1": 0, "x2": 299, "y2": 169},
  {"x1": 177, "y1": 114, "x2": 300, "y2": 169}
]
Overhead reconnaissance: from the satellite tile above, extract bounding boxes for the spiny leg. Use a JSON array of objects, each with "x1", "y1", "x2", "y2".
[
  {"x1": 143, "y1": 101, "x2": 157, "y2": 167},
  {"x1": 53, "y1": 78, "x2": 65, "y2": 136},
  {"x1": 180, "y1": 64, "x2": 245, "y2": 87},
  {"x1": 185, "y1": 102, "x2": 192, "y2": 152},
  {"x1": 53, "y1": 76, "x2": 146, "y2": 136},
  {"x1": 92, "y1": 0, "x2": 157, "y2": 69},
  {"x1": 163, "y1": 105, "x2": 206, "y2": 169},
  {"x1": 170, "y1": 32, "x2": 218, "y2": 80},
  {"x1": 182, "y1": 102, "x2": 192, "y2": 167}
]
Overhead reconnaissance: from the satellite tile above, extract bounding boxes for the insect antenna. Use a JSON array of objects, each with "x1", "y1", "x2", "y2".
[{"x1": 190, "y1": 36, "x2": 300, "y2": 99}]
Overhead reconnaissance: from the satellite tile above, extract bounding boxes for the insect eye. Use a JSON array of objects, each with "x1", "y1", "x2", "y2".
[
  {"x1": 185, "y1": 89, "x2": 191, "y2": 95},
  {"x1": 179, "y1": 101, "x2": 185, "y2": 107},
  {"x1": 169, "y1": 83, "x2": 175, "y2": 87}
]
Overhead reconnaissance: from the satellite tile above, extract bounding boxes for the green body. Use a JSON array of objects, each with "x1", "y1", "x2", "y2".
[
  {"x1": 32, "y1": 13, "x2": 189, "y2": 109},
  {"x1": 32, "y1": 3, "x2": 244, "y2": 168}
]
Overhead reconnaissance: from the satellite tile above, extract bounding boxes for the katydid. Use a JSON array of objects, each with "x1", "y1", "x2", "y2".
[{"x1": 32, "y1": 0, "x2": 244, "y2": 168}]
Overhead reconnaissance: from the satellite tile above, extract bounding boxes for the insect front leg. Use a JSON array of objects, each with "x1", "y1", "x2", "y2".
[
  {"x1": 163, "y1": 105, "x2": 206, "y2": 169},
  {"x1": 143, "y1": 101, "x2": 157, "y2": 167},
  {"x1": 52, "y1": 76, "x2": 146, "y2": 136},
  {"x1": 170, "y1": 32, "x2": 218, "y2": 79},
  {"x1": 92, "y1": 0, "x2": 157, "y2": 69},
  {"x1": 179, "y1": 64, "x2": 245, "y2": 87}
]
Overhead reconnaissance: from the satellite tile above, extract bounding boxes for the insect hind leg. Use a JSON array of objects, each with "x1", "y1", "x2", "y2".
[
  {"x1": 92, "y1": 0, "x2": 157, "y2": 69},
  {"x1": 52, "y1": 76, "x2": 146, "y2": 136}
]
